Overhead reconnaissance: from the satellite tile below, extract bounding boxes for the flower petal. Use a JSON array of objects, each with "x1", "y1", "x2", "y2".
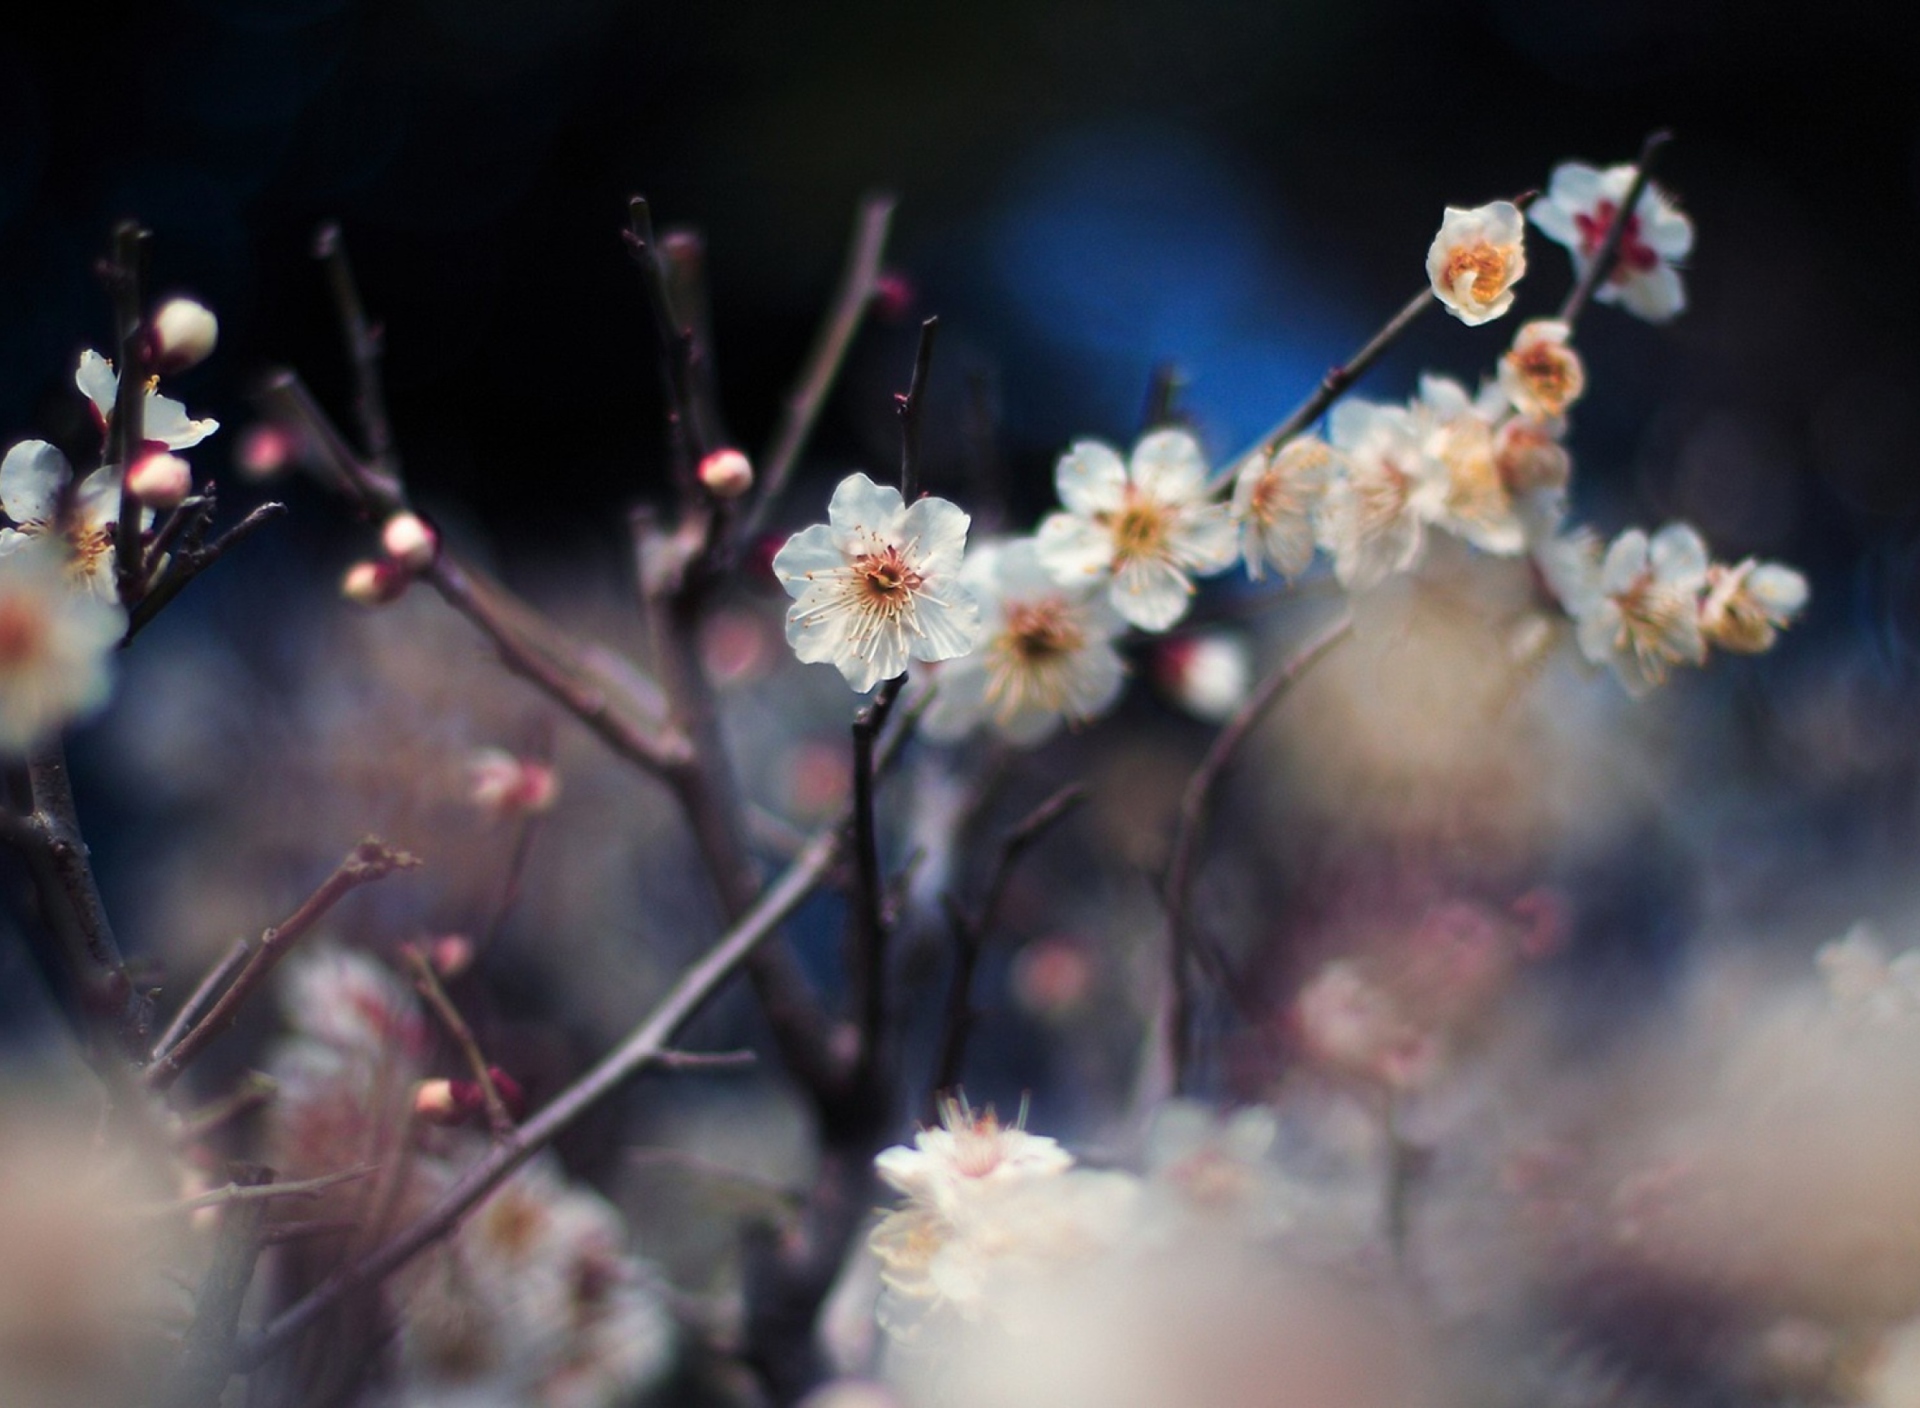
[
  {"x1": 1, "y1": 440, "x2": 71, "y2": 524},
  {"x1": 1129, "y1": 429, "x2": 1208, "y2": 501},
  {"x1": 826, "y1": 472, "x2": 906, "y2": 548},
  {"x1": 75, "y1": 350, "x2": 118, "y2": 421},
  {"x1": 770, "y1": 523, "x2": 846, "y2": 590},
  {"x1": 1055, "y1": 440, "x2": 1128, "y2": 517},
  {"x1": 1035, "y1": 511, "x2": 1114, "y2": 584},
  {"x1": 1110, "y1": 553, "x2": 1194, "y2": 631}
]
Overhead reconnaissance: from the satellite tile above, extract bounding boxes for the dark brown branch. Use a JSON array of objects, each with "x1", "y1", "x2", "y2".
[
  {"x1": 153, "y1": 1164, "x2": 273, "y2": 1408},
  {"x1": 625, "y1": 197, "x2": 709, "y2": 489},
  {"x1": 743, "y1": 194, "x2": 896, "y2": 541},
  {"x1": 848, "y1": 675, "x2": 907, "y2": 1082},
  {"x1": 105, "y1": 221, "x2": 151, "y2": 608},
  {"x1": 931, "y1": 783, "x2": 1085, "y2": 1105},
  {"x1": 177, "y1": 1073, "x2": 278, "y2": 1145},
  {"x1": 151, "y1": 1163, "x2": 377, "y2": 1216},
  {"x1": 151, "y1": 937, "x2": 251, "y2": 1060},
  {"x1": 1161, "y1": 613, "x2": 1354, "y2": 1093},
  {"x1": 1558, "y1": 130, "x2": 1674, "y2": 327},
  {"x1": 145, "y1": 840, "x2": 420, "y2": 1090},
  {"x1": 313, "y1": 223, "x2": 400, "y2": 482},
  {"x1": 1141, "y1": 362, "x2": 1185, "y2": 432},
  {"x1": 401, "y1": 944, "x2": 514, "y2": 1140},
  {"x1": 895, "y1": 315, "x2": 939, "y2": 503},
  {"x1": 237, "y1": 822, "x2": 845, "y2": 1369},
  {"x1": 124, "y1": 500, "x2": 287, "y2": 643}
]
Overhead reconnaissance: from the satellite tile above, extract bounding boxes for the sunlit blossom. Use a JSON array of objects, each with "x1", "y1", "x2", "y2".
[
  {"x1": 1230, "y1": 436, "x2": 1338, "y2": 581},
  {"x1": 1315, "y1": 399, "x2": 1446, "y2": 590},
  {"x1": 1426, "y1": 200, "x2": 1527, "y2": 326},
  {"x1": 1699, "y1": 556, "x2": 1808, "y2": 653},
  {"x1": 0, "y1": 539, "x2": 127, "y2": 753},
  {"x1": 1529, "y1": 161, "x2": 1694, "y2": 323},
  {"x1": 773, "y1": 472, "x2": 980, "y2": 693},
  {"x1": 1034, "y1": 430, "x2": 1236, "y2": 632},
  {"x1": 920, "y1": 539, "x2": 1125, "y2": 747}
]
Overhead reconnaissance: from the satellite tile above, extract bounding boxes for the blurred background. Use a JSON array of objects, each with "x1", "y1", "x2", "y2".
[{"x1": 3, "y1": 0, "x2": 1919, "y2": 1101}]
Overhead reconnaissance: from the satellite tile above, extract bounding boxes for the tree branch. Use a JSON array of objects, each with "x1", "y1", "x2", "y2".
[
  {"x1": 402, "y1": 944, "x2": 515, "y2": 1140},
  {"x1": 145, "y1": 840, "x2": 420, "y2": 1090},
  {"x1": 153, "y1": 1164, "x2": 273, "y2": 1408},
  {"x1": 314, "y1": 222, "x2": 400, "y2": 485},
  {"x1": 895, "y1": 315, "x2": 939, "y2": 504},
  {"x1": 105, "y1": 221, "x2": 151, "y2": 609}
]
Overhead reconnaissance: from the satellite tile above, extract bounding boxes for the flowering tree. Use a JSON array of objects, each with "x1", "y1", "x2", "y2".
[{"x1": 3, "y1": 132, "x2": 1872, "y2": 1408}]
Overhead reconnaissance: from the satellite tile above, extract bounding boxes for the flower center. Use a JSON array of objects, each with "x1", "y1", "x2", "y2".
[
  {"x1": 1511, "y1": 344, "x2": 1578, "y2": 412},
  {"x1": 1444, "y1": 242, "x2": 1509, "y2": 303},
  {"x1": 1612, "y1": 573, "x2": 1693, "y2": 675},
  {"x1": 1003, "y1": 599, "x2": 1084, "y2": 664},
  {"x1": 1106, "y1": 494, "x2": 1170, "y2": 565},
  {"x1": 854, "y1": 547, "x2": 924, "y2": 613},
  {"x1": 1573, "y1": 201, "x2": 1659, "y2": 276},
  {"x1": 0, "y1": 598, "x2": 48, "y2": 668}
]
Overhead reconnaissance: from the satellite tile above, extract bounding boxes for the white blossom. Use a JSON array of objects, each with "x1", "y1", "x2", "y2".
[
  {"x1": 1528, "y1": 161, "x2": 1694, "y2": 323},
  {"x1": 1034, "y1": 429, "x2": 1236, "y2": 632},
  {"x1": 1426, "y1": 200, "x2": 1527, "y2": 325},
  {"x1": 1497, "y1": 319, "x2": 1586, "y2": 420},
  {"x1": 1229, "y1": 436, "x2": 1337, "y2": 581},
  {"x1": 1414, "y1": 375, "x2": 1527, "y2": 556},
  {"x1": 773, "y1": 473, "x2": 980, "y2": 694},
  {"x1": 0, "y1": 439, "x2": 145, "y2": 599},
  {"x1": 1699, "y1": 557, "x2": 1808, "y2": 654},
  {"x1": 0, "y1": 539, "x2": 127, "y2": 753},
  {"x1": 1565, "y1": 523, "x2": 1711, "y2": 696},
  {"x1": 75, "y1": 348, "x2": 219, "y2": 450},
  {"x1": 876, "y1": 1094, "x2": 1073, "y2": 1218},
  {"x1": 920, "y1": 539, "x2": 1125, "y2": 747},
  {"x1": 1315, "y1": 399, "x2": 1446, "y2": 590}
]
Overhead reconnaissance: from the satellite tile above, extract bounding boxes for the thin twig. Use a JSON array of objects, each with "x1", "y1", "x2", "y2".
[
  {"x1": 742, "y1": 194, "x2": 896, "y2": 541},
  {"x1": 124, "y1": 501, "x2": 288, "y2": 642},
  {"x1": 260, "y1": 1218, "x2": 362, "y2": 1247},
  {"x1": 1558, "y1": 130, "x2": 1674, "y2": 327},
  {"x1": 237, "y1": 822, "x2": 844, "y2": 1369},
  {"x1": 177, "y1": 1073, "x2": 279, "y2": 1145},
  {"x1": 931, "y1": 783, "x2": 1085, "y2": 1105},
  {"x1": 401, "y1": 945, "x2": 514, "y2": 1140},
  {"x1": 106, "y1": 221, "x2": 151, "y2": 608},
  {"x1": 145, "y1": 840, "x2": 420, "y2": 1091},
  {"x1": 652, "y1": 1048, "x2": 758, "y2": 1070},
  {"x1": 476, "y1": 813, "x2": 539, "y2": 956},
  {"x1": 1161, "y1": 613, "x2": 1354, "y2": 1092},
  {"x1": 314, "y1": 223, "x2": 400, "y2": 483},
  {"x1": 625, "y1": 197, "x2": 708, "y2": 489},
  {"x1": 848, "y1": 675, "x2": 907, "y2": 1080},
  {"x1": 152, "y1": 937, "x2": 251, "y2": 1059},
  {"x1": 143, "y1": 1163, "x2": 379, "y2": 1217},
  {"x1": 895, "y1": 315, "x2": 939, "y2": 503},
  {"x1": 153, "y1": 1164, "x2": 273, "y2": 1408},
  {"x1": 1141, "y1": 361, "x2": 1184, "y2": 432}
]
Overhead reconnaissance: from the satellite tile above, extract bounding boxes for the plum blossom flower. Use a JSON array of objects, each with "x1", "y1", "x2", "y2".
[
  {"x1": 1315, "y1": 399, "x2": 1447, "y2": 589},
  {"x1": 467, "y1": 746, "x2": 560, "y2": 817},
  {"x1": 920, "y1": 540, "x2": 1125, "y2": 747},
  {"x1": 0, "y1": 440, "x2": 148, "y2": 601},
  {"x1": 1529, "y1": 162, "x2": 1694, "y2": 323},
  {"x1": 1414, "y1": 375, "x2": 1527, "y2": 555},
  {"x1": 1426, "y1": 201, "x2": 1527, "y2": 325},
  {"x1": 1699, "y1": 557, "x2": 1808, "y2": 654},
  {"x1": 1498, "y1": 319, "x2": 1586, "y2": 420},
  {"x1": 1493, "y1": 414, "x2": 1572, "y2": 500},
  {"x1": 1034, "y1": 430, "x2": 1236, "y2": 632},
  {"x1": 0, "y1": 539, "x2": 127, "y2": 753},
  {"x1": 876, "y1": 1094, "x2": 1073, "y2": 1217},
  {"x1": 1229, "y1": 436, "x2": 1338, "y2": 581},
  {"x1": 75, "y1": 349, "x2": 219, "y2": 450},
  {"x1": 1563, "y1": 523, "x2": 1711, "y2": 695},
  {"x1": 773, "y1": 473, "x2": 980, "y2": 693}
]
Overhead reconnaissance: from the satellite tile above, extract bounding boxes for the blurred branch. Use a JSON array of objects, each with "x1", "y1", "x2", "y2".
[
  {"x1": 238, "y1": 820, "x2": 845, "y2": 1369},
  {"x1": 144, "y1": 1163, "x2": 377, "y2": 1217},
  {"x1": 1141, "y1": 361, "x2": 1185, "y2": 433},
  {"x1": 124, "y1": 499, "x2": 287, "y2": 643},
  {"x1": 931, "y1": 783, "x2": 1086, "y2": 1108},
  {"x1": 1559, "y1": 129, "x2": 1673, "y2": 327},
  {"x1": 742, "y1": 194, "x2": 896, "y2": 541},
  {"x1": 145, "y1": 840, "x2": 420, "y2": 1091},
  {"x1": 152, "y1": 937, "x2": 251, "y2": 1059},
  {"x1": 105, "y1": 220, "x2": 150, "y2": 608},
  {"x1": 402, "y1": 943, "x2": 515, "y2": 1140},
  {"x1": 624, "y1": 197, "x2": 711, "y2": 491},
  {"x1": 153, "y1": 1164, "x2": 273, "y2": 1408},
  {"x1": 895, "y1": 315, "x2": 939, "y2": 503},
  {"x1": 314, "y1": 223, "x2": 402, "y2": 488},
  {"x1": 849, "y1": 675, "x2": 907, "y2": 1085},
  {"x1": 1160, "y1": 613, "x2": 1354, "y2": 1093}
]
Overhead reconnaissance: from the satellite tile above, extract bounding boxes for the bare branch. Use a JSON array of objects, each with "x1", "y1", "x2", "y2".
[
  {"x1": 1161, "y1": 613, "x2": 1354, "y2": 1092},
  {"x1": 124, "y1": 500, "x2": 287, "y2": 643},
  {"x1": 142, "y1": 1163, "x2": 378, "y2": 1217},
  {"x1": 152, "y1": 1164, "x2": 273, "y2": 1408},
  {"x1": 105, "y1": 221, "x2": 151, "y2": 609},
  {"x1": 145, "y1": 840, "x2": 420, "y2": 1091},
  {"x1": 401, "y1": 944, "x2": 515, "y2": 1140},
  {"x1": 314, "y1": 222, "x2": 400, "y2": 482},
  {"x1": 743, "y1": 194, "x2": 896, "y2": 540},
  {"x1": 848, "y1": 675, "x2": 907, "y2": 1082},
  {"x1": 895, "y1": 315, "x2": 939, "y2": 504},
  {"x1": 151, "y1": 937, "x2": 251, "y2": 1060},
  {"x1": 1559, "y1": 130, "x2": 1674, "y2": 327}
]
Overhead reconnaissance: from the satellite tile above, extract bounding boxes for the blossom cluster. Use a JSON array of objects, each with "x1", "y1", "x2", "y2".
[{"x1": 770, "y1": 160, "x2": 1800, "y2": 727}]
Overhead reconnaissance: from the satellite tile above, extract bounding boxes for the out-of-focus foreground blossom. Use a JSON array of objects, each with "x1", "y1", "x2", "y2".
[{"x1": 0, "y1": 539, "x2": 127, "y2": 752}]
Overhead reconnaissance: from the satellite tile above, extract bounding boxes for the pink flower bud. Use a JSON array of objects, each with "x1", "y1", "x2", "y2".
[
  {"x1": 872, "y1": 270, "x2": 916, "y2": 322},
  {"x1": 413, "y1": 1078, "x2": 466, "y2": 1123},
  {"x1": 237, "y1": 424, "x2": 295, "y2": 479},
  {"x1": 341, "y1": 558, "x2": 408, "y2": 607},
  {"x1": 697, "y1": 448, "x2": 754, "y2": 500},
  {"x1": 148, "y1": 297, "x2": 219, "y2": 372},
  {"x1": 466, "y1": 747, "x2": 559, "y2": 817},
  {"x1": 430, "y1": 933, "x2": 475, "y2": 980},
  {"x1": 125, "y1": 451, "x2": 193, "y2": 509},
  {"x1": 381, "y1": 512, "x2": 437, "y2": 571}
]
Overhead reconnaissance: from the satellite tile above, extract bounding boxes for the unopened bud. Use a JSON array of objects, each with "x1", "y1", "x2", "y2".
[
  {"x1": 1155, "y1": 631, "x2": 1250, "y2": 723},
  {"x1": 148, "y1": 298, "x2": 219, "y2": 373},
  {"x1": 413, "y1": 1078, "x2": 466, "y2": 1123},
  {"x1": 342, "y1": 558, "x2": 408, "y2": 607},
  {"x1": 237, "y1": 424, "x2": 295, "y2": 479},
  {"x1": 697, "y1": 448, "x2": 754, "y2": 500},
  {"x1": 125, "y1": 451, "x2": 193, "y2": 509},
  {"x1": 466, "y1": 747, "x2": 559, "y2": 817},
  {"x1": 381, "y1": 512, "x2": 438, "y2": 571},
  {"x1": 430, "y1": 933, "x2": 475, "y2": 980}
]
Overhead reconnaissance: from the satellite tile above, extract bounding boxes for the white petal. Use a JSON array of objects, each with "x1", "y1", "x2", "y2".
[
  {"x1": 1548, "y1": 163, "x2": 1605, "y2": 208},
  {"x1": 75, "y1": 350, "x2": 118, "y2": 420},
  {"x1": 1034, "y1": 512, "x2": 1114, "y2": 583},
  {"x1": 1, "y1": 440, "x2": 71, "y2": 524},
  {"x1": 907, "y1": 589, "x2": 981, "y2": 664},
  {"x1": 1616, "y1": 263, "x2": 1686, "y2": 323},
  {"x1": 901, "y1": 496, "x2": 971, "y2": 579},
  {"x1": 1129, "y1": 428, "x2": 1208, "y2": 501},
  {"x1": 1749, "y1": 564, "x2": 1808, "y2": 616},
  {"x1": 1110, "y1": 554, "x2": 1193, "y2": 631},
  {"x1": 1649, "y1": 523, "x2": 1708, "y2": 585},
  {"x1": 1528, "y1": 200, "x2": 1579, "y2": 248},
  {"x1": 1600, "y1": 530, "x2": 1650, "y2": 596},
  {"x1": 770, "y1": 523, "x2": 846, "y2": 589},
  {"x1": 1055, "y1": 440, "x2": 1128, "y2": 517},
  {"x1": 920, "y1": 656, "x2": 990, "y2": 742},
  {"x1": 1168, "y1": 503, "x2": 1239, "y2": 575},
  {"x1": 143, "y1": 393, "x2": 219, "y2": 450},
  {"x1": 825, "y1": 472, "x2": 906, "y2": 546}
]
